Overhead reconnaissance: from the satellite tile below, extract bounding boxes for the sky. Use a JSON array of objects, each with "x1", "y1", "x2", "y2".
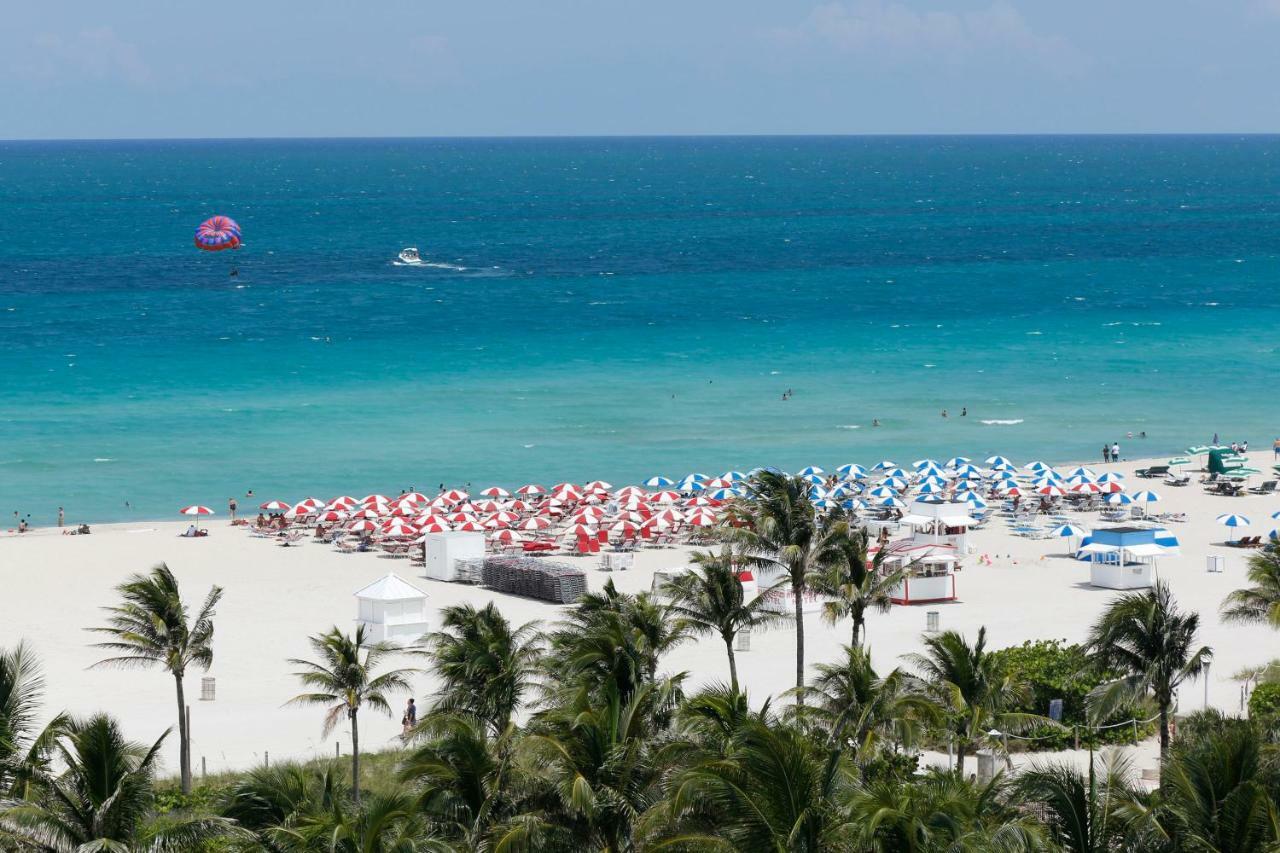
[{"x1": 4, "y1": 1, "x2": 1280, "y2": 138}]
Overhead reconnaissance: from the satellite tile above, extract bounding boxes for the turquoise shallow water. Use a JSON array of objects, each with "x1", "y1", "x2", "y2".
[{"x1": 2, "y1": 136, "x2": 1279, "y2": 524}]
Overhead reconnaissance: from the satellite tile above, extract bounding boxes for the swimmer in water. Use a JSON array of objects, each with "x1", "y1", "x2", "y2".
[
  {"x1": 941, "y1": 409, "x2": 948, "y2": 418},
  {"x1": 872, "y1": 419, "x2": 881, "y2": 427}
]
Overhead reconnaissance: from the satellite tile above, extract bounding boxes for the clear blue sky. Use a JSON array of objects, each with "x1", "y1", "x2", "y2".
[{"x1": 6, "y1": 1, "x2": 1280, "y2": 138}]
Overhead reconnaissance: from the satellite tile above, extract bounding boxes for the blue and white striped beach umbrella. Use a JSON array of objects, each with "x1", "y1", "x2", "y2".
[
  {"x1": 706, "y1": 487, "x2": 739, "y2": 501},
  {"x1": 1130, "y1": 490, "x2": 1161, "y2": 503},
  {"x1": 813, "y1": 498, "x2": 839, "y2": 510},
  {"x1": 867, "y1": 485, "x2": 898, "y2": 498},
  {"x1": 799, "y1": 465, "x2": 825, "y2": 476},
  {"x1": 678, "y1": 474, "x2": 708, "y2": 491},
  {"x1": 644, "y1": 476, "x2": 674, "y2": 488},
  {"x1": 1051, "y1": 523, "x2": 1088, "y2": 538},
  {"x1": 842, "y1": 498, "x2": 867, "y2": 511},
  {"x1": 1024, "y1": 461, "x2": 1052, "y2": 473},
  {"x1": 872, "y1": 459, "x2": 897, "y2": 471},
  {"x1": 918, "y1": 475, "x2": 948, "y2": 487},
  {"x1": 963, "y1": 493, "x2": 989, "y2": 508},
  {"x1": 837, "y1": 463, "x2": 868, "y2": 479},
  {"x1": 1217, "y1": 514, "x2": 1251, "y2": 527},
  {"x1": 880, "y1": 476, "x2": 909, "y2": 490},
  {"x1": 945, "y1": 457, "x2": 972, "y2": 468},
  {"x1": 800, "y1": 473, "x2": 825, "y2": 484},
  {"x1": 875, "y1": 496, "x2": 907, "y2": 508},
  {"x1": 955, "y1": 480, "x2": 975, "y2": 492},
  {"x1": 985, "y1": 455, "x2": 1012, "y2": 467},
  {"x1": 1066, "y1": 474, "x2": 1096, "y2": 486},
  {"x1": 1106, "y1": 493, "x2": 1134, "y2": 506},
  {"x1": 953, "y1": 463, "x2": 981, "y2": 476},
  {"x1": 1097, "y1": 472, "x2": 1125, "y2": 484},
  {"x1": 720, "y1": 471, "x2": 747, "y2": 482},
  {"x1": 1271, "y1": 511, "x2": 1280, "y2": 520},
  {"x1": 808, "y1": 485, "x2": 829, "y2": 500},
  {"x1": 917, "y1": 481, "x2": 947, "y2": 494},
  {"x1": 913, "y1": 458, "x2": 941, "y2": 470},
  {"x1": 880, "y1": 467, "x2": 908, "y2": 479},
  {"x1": 1067, "y1": 466, "x2": 1097, "y2": 479}
]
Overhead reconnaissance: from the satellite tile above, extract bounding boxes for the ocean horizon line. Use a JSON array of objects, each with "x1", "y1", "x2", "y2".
[{"x1": 6, "y1": 131, "x2": 1280, "y2": 145}]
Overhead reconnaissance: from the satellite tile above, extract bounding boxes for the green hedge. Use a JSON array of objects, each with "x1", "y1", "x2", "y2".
[{"x1": 1249, "y1": 682, "x2": 1280, "y2": 725}]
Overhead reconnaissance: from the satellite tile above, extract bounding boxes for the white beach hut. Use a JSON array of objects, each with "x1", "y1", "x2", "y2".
[
  {"x1": 423, "y1": 531, "x2": 485, "y2": 582},
  {"x1": 354, "y1": 572, "x2": 430, "y2": 645}
]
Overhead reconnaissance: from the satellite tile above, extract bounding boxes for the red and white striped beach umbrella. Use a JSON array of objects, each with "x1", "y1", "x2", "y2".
[
  {"x1": 552, "y1": 484, "x2": 583, "y2": 501},
  {"x1": 610, "y1": 520, "x2": 639, "y2": 536},
  {"x1": 427, "y1": 495, "x2": 452, "y2": 509},
  {"x1": 351, "y1": 508, "x2": 381, "y2": 520},
  {"x1": 455, "y1": 520, "x2": 485, "y2": 532},
  {"x1": 567, "y1": 522, "x2": 597, "y2": 537},
  {"x1": 361, "y1": 494, "x2": 390, "y2": 506},
  {"x1": 647, "y1": 490, "x2": 681, "y2": 504},
  {"x1": 585, "y1": 480, "x2": 612, "y2": 491},
  {"x1": 347, "y1": 519, "x2": 378, "y2": 533},
  {"x1": 1071, "y1": 482, "x2": 1102, "y2": 494},
  {"x1": 446, "y1": 511, "x2": 478, "y2": 525},
  {"x1": 318, "y1": 510, "x2": 348, "y2": 523},
  {"x1": 507, "y1": 499, "x2": 530, "y2": 512},
  {"x1": 687, "y1": 509, "x2": 718, "y2": 527},
  {"x1": 703, "y1": 477, "x2": 733, "y2": 489},
  {"x1": 389, "y1": 505, "x2": 417, "y2": 518},
  {"x1": 573, "y1": 506, "x2": 605, "y2": 521},
  {"x1": 398, "y1": 492, "x2": 428, "y2": 505},
  {"x1": 179, "y1": 505, "x2": 214, "y2": 517},
  {"x1": 1099, "y1": 481, "x2": 1126, "y2": 494},
  {"x1": 381, "y1": 519, "x2": 418, "y2": 538},
  {"x1": 516, "y1": 484, "x2": 545, "y2": 496},
  {"x1": 440, "y1": 489, "x2": 470, "y2": 503},
  {"x1": 656, "y1": 508, "x2": 685, "y2": 523},
  {"x1": 616, "y1": 486, "x2": 646, "y2": 499},
  {"x1": 474, "y1": 500, "x2": 501, "y2": 513},
  {"x1": 489, "y1": 510, "x2": 521, "y2": 525},
  {"x1": 285, "y1": 504, "x2": 314, "y2": 519},
  {"x1": 520, "y1": 517, "x2": 551, "y2": 531},
  {"x1": 258, "y1": 500, "x2": 290, "y2": 511},
  {"x1": 998, "y1": 485, "x2": 1022, "y2": 497},
  {"x1": 326, "y1": 496, "x2": 357, "y2": 511},
  {"x1": 1036, "y1": 485, "x2": 1066, "y2": 497},
  {"x1": 297, "y1": 497, "x2": 325, "y2": 510},
  {"x1": 684, "y1": 496, "x2": 714, "y2": 507},
  {"x1": 481, "y1": 486, "x2": 511, "y2": 498},
  {"x1": 489, "y1": 529, "x2": 524, "y2": 544},
  {"x1": 613, "y1": 510, "x2": 648, "y2": 524},
  {"x1": 418, "y1": 518, "x2": 450, "y2": 533}
]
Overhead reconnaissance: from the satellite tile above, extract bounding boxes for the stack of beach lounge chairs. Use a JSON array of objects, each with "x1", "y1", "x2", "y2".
[
  {"x1": 481, "y1": 557, "x2": 587, "y2": 604},
  {"x1": 454, "y1": 557, "x2": 484, "y2": 585}
]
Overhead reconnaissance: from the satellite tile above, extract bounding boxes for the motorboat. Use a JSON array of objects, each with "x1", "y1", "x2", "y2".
[{"x1": 397, "y1": 247, "x2": 424, "y2": 265}]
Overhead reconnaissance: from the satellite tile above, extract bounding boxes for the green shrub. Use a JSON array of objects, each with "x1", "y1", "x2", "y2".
[
  {"x1": 1249, "y1": 682, "x2": 1280, "y2": 724},
  {"x1": 990, "y1": 638, "x2": 1151, "y2": 750}
]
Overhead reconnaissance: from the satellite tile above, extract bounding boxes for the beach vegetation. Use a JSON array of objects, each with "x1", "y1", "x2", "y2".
[
  {"x1": 286, "y1": 625, "x2": 416, "y2": 806},
  {"x1": 1085, "y1": 581, "x2": 1213, "y2": 758},
  {"x1": 88, "y1": 562, "x2": 223, "y2": 795},
  {"x1": 1221, "y1": 547, "x2": 1280, "y2": 629}
]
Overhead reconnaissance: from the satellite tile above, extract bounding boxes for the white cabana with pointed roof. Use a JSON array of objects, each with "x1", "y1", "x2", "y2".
[{"x1": 355, "y1": 573, "x2": 429, "y2": 645}]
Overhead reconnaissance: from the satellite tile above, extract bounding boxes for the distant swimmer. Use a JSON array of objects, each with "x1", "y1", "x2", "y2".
[
  {"x1": 961, "y1": 407, "x2": 967, "y2": 417},
  {"x1": 941, "y1": 409, "x2": 948, "y2": 418},
  {"x1": 872, "y1": 419, "x2": 881, "y2": 427}
]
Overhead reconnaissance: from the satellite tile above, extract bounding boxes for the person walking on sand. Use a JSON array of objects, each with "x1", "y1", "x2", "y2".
[
  {"x1": 1111, "y1": 441, "x2": 1120, "y2": 462},
  {"x1": 228, "y1": 497, "x2": 238, "y2": 521},
  {"x1": 1103, "y1": 444, "x2": 1110, "y2": 463},
  {"x1": 402, "y1": 697, "x2": 417, "y2": 735},
  {"x1": 1273, "y1": 437, "x2": 1280, "y2": 459},
  {"x1": 58, "y1": 506, "x2": 64, "y2": 527}
]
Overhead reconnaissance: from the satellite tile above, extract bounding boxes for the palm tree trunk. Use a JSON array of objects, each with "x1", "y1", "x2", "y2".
[
  {"x1": 350, "y1": 707, "x2": 361, "y2": 805},
  {"x1": 1158, "y1": 704, "x2": 1170, "y2": 756},
  {"x1": 174, "y1": 674, "x2": 191, "y2": 793},
  {"x1": 793, "y1": 579, "x2": 806, "y2": 706},
  {"x1": 955, "y1": 742, "x2": 966, "y2": 775},
  {"x1": 724, "y1": 634, "x2": 739, "y2": 694}
]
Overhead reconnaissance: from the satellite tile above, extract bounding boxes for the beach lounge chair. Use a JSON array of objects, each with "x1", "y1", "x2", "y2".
[
  {"x1": 1249, "y1": 480, "x2": 1278, "y2": 495},
  {"x1": 1136, "y1": 465, "x2": 1170, "y2": 478},
  {"x1": 1164, "y1": 472, "x2": 1190, "y2": 486}
]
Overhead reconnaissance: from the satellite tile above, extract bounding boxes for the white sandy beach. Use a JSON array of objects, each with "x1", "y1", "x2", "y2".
[{"x1": 3, "y1": 450, "x2": 1278, "y2": 780}]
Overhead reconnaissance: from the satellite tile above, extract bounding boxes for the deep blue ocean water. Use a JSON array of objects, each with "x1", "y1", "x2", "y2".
[{"x1": 2, "y1": 136, "x2": 1279, "y2": 524}]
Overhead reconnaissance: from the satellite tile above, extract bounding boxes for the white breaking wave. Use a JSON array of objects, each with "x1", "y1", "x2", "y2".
[
  {"x1": 981, "y1": 419, "x2": 1024, "y2": 426},
  {"x1": 93, "y1": 458, "x2": 115, "y2": 463},
  {"x1": 838, "y1": 424, "x2": 861, "y2": 430}
]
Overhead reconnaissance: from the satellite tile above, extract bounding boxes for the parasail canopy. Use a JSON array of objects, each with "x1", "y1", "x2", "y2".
[{"x1": 194, "y1": 216, "x2": 242, "y2": 251}]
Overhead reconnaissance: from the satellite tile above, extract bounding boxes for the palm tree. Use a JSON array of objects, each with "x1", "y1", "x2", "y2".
[
  {"x1": 664, "y1": 547, "x2": 784, "y2": 693},
  {"x1": 726, "y1": 470, "x2": 849, "y2": 704},
  {"x1": 0, "y1": 644, "x2": 67, "y2": 799},
  {"x1": 546, "y1": 580, "x2": 686, "y2": 703},
  {"x1": 849, "y1": 769, "x2": 1045, "y2": 852},
  {"x1": 1014, "y1": 754, "x2": 1138, "y2": 853},
  {"x1": 811, "y1": 527, "x2": 905, "y2": 647},
  {"x1": 657, "y1": 713, "x2": 856, "y2": 851},
  {"x1": 803, "y1": 645, "x2": 934, "y2": 759},
  {"x1": 422, "y1": 602, "x2": 541, "y2": 737},
  {"x1": 88, "y1": 562, "x2": 222, "y2": 794},
  {"x1": 274, "y1": 790, "x2": 448, "y2": 852},
  {"x1": 1221, "y1": 547, "x2": 1280, "y2": 629},
  {"x1": 1085, "y1": 581, "x2": 1213, "y2": 757},
  {"x1": 1127, "y1": 715, "x2": 1280, "y2": 852},
  {"x1": 287, "y1": 625, "x2": 415, "y2": 805},
  {"x1": 904, "y1": 627, "x2": 1044, "y2": 774},
  {"x1": 219, "y1": 760, "x2": 341, "y2": 848},
  {"x1": 0, "y1": 713, "x2": 240, "y2": 850}
]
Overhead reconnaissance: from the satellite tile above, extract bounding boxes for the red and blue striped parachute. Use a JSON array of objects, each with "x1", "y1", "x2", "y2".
[{"x1": 194, "y1": 215, "x2": 242, "y2": 251}]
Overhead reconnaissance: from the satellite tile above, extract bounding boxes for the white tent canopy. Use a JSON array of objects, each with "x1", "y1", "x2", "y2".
[{"x1": 355, "y1": 572, "x2": 429, "y2": 645}]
